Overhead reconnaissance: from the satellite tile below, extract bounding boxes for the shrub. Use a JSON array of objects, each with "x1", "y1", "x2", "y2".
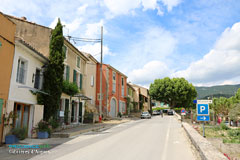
[
  {"x1": 220, "y1": 122, "x2": 229, "y2": 130},
  {"x1": 48, "y1": 117, "x2": 59, "y2": 129},
  {"x1": 37, "y1": 120, "x2": 52, "y2": 135},
  {"x1": 11, "y1": 127, "x2": 27, "y2": 140}
]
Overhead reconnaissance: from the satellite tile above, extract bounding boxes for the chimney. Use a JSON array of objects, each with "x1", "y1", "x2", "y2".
[{"x1": 21, "y1": 16, "x2": 27, "y2": 20}]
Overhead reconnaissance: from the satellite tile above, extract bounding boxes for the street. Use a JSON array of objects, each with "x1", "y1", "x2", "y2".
[{"x1": 31, "y1": 116, "x2": 198, "y2": 160}]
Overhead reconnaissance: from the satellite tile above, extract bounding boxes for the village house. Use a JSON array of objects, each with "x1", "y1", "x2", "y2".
[
  {"x1": 96, "y1": 64, "x2": 127, "y2": 118},
  {"x1": 0, "y1": 12, "x2": 16, "y2": 143},
  {"x1": 4, "y1": 38, "x2": 47, "y2": 141},
  {"x1": 6, "y1": 14, "x2": 93, "y2": 125},
  {"x1": 131, "y1": 84, "x2": 152, "y2": 112}
]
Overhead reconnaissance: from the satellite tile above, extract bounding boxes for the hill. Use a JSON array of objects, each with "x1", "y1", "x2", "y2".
[{"x1": 195, "y1": 84, "x2": 240, "y2": 99}]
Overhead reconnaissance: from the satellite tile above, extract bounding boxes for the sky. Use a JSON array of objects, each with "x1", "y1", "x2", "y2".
[{"x1": 1, "y1": 0, "x2": 240, "y2": 87}]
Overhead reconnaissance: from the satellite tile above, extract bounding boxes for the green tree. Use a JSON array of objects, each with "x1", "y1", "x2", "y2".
[
  {"x1": 41, "y1": 19, "x2": 64, "y2": 121},
  {"x1": 149, "y1": 77, "x2": 197, "y2": 108}
]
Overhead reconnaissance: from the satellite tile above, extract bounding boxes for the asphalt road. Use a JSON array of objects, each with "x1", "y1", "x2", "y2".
[{"x1": 31, "y1": 115, "x2": 198, "y2": 160}]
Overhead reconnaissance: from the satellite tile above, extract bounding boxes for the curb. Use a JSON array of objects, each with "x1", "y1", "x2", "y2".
[
  {"x1": 51, "y1": 124, "x2": 111, "y2": 138},
  {"x1": 176, "y1": 113, "x2": 228, "y2": 160}
]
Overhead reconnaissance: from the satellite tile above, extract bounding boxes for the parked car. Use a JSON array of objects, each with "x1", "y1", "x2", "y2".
[
  {"x1": 141, "y1": 111, "x2": 151, "y2": 119},
  {"x1": 167, "y1": 110, "x2": 174, "y2": 115},
  {"x1": 152, "y1": 110, "x2": 159, "y2": 115},
  {"x1": 163, "y1": 109, "x2": 169, "y2": 113}
]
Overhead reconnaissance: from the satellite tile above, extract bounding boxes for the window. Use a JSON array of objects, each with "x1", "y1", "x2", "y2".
[
  {"x1": 121, "y1": 77, "x2": 124, "y2": 97},
  {"x1": 97, "y1": 93, "x2": 101, "y2": 100},
  {"x1": 112, "y1": 83, "x2": 116, "y2": 93},
  {"x1": 34, "y1": 68, "x2": 41, "y2": 89},
  {"x1": 64, "y1": 65, "x2": 70, "y2": 81},
  {"x1": 113, "y1": 72, "x2": 116, "y2": 81},
  {"x1": 63, "y1": 45, "x2": 67, "y2": 59},
  {"x1": 76, "y1": 56, "x2": 80, "y2": 68},
  {"x1": 91, "y1": 75, "x2": 94, "y2": 87},
  {"x1": 16, "y1": 58, "x2": 27, "y2": 84},
  {"x1": 112, "y1": 72, "x2": 116, "y2": 93}
]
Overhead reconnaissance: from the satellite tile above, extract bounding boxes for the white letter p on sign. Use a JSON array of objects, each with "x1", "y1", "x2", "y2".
[{"x1": 200, "y1": 106, "x2": 205, "y2": 112}]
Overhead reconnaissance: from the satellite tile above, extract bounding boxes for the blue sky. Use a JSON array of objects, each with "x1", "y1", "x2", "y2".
[{"x1": 1, "y1": 0, "x2": 240, "y2": 87}]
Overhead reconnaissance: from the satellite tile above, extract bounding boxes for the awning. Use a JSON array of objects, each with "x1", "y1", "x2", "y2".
[
  {"x1": 18, "y1": 86, "x2": 49, "y2": 95},
  {"x1": 72, "y1": 94, "x2": 92, "y2": 100}
]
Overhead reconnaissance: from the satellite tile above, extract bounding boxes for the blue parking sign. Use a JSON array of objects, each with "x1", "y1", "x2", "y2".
[{"x1": 197, "y1": 104, "x2": 209, "y2": 115}]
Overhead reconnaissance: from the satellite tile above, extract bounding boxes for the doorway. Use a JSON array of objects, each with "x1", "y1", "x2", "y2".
[{"x1": 13, "y1": 103, "x2": 30, "y2": 133}]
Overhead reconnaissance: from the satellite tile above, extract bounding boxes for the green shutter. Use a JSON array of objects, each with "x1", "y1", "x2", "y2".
[
  {"x1": 73, "y1": 70, "x2": 77, "y2": 84},
  {"x1": 80, "y1": 74, "x2": 82, "y2": 90},
  {"x1": 66, "y1": 66, "x2": 70, "y2": 81},
  {"x1": 63, "y1": 45, "x2": 67, "y2": 58},
  {"x1": 0, "y1": 99, "x2": 3, "y2": 124}
]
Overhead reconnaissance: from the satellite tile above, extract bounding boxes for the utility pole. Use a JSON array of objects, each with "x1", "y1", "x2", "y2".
[{"x1": 99, "y1": 26, "x2": 103, "y2": 119}]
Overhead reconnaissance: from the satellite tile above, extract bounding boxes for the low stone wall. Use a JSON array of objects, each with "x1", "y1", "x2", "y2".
[{"x1": 182, "y1": 122, "x2": 228, "y2": 160}]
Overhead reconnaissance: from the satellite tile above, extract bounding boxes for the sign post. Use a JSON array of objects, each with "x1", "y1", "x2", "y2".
[{"x1": 196, "y1": 100, "x2": 211, "y2": 138}]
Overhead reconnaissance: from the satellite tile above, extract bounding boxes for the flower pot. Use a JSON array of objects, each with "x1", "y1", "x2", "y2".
[
  {"x1": 37, "y1": 131, "x2": 49, "y2": 139},
  {"x1": 5, "y1": 135, "x2": 19, "y2": 144}
]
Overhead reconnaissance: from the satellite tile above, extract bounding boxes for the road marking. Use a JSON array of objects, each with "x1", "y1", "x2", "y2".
[{"x1": 161, "y1": 117, "x2": 171, "y2": 160}]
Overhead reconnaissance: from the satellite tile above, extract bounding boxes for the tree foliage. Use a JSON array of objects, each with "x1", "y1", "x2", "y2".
[
  {"x1": 149, "y1": 77, "x2": 197, "y2": 108},
  {"x1": 41, "y1": 19, "x2": 64, "y2": 121},
  {"x1": 62, "y1": 80, "x2": 79, "y2": 96},
  {"x1": 210, "y1": 88, "x2": 240, "y2": 119}
]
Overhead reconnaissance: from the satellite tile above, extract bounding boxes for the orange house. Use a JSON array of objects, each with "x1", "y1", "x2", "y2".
[
  {"x1": 0, "y1": 12, "x2": 16, "y2": 143},
  {"x1": 96, "y1": 64, "x2": 127, "y2": 118}
]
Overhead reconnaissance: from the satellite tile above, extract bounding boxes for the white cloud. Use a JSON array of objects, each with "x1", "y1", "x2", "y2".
[
  {"x1": 49, "y1": 17, "x2": 83, "y2": 34},
  {"x1": 141, "y1": 0, "x2": 158, "y2": 10},
  {"x1": 78, "y1": 43, "x2": 113, "y2": 61},
  {"x1": 129, "y1": 26, "x2": 177, "y2": 63},
  {"x1": 103, "y1": 0, "x2": 181, "y2": 17},
  {"x1": 103, "y1": 0, "x2": 141, "y2": 16},
  {"x1": 161, "y1": 0, "x2": 182, "y2": 12},
  {"x1": 128, "y1": 60, "x2": 171, "y2": 86},
  {"x1": 173, "y1": 22, "x2": 240, "y2": 85},
  {"x1": 77, "y1": 4, "x2": 88, "y2": 15},
  {"x1": 85, "y1": 20, "x2": 106, "y2": 38}
]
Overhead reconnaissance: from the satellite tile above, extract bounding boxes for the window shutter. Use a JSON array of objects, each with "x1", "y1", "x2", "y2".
[
  {"x1": 80, "y1": 73, "x2": 83, "y2": 90},
  {"x1": 91, "y1": 75, "x2": 94, "y2": 86},
  {"x1": 66, "y1": 66, "x2": 70, "y2": 81},
  {"x1": 73, "y1": 70, "x2": 77, "y2": 84},
  {"x1": 63, "y1": 45, "x2": 67, "y2": 59}
]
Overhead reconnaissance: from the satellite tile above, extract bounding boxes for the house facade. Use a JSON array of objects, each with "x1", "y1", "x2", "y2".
[
  {"x1": 4, "y1": 38, "x2": 47, "y2": 141},
  {"x1": 7, "y1": 14, "x2": 91, "y2": 124},
  {"x1": 0, "y1": 12, "x2": 16, "y2": 143},
  {"x1": 127, "y1": 83, "x2": 137, "y2": 113},
  {"x1": 96, "y1": 64, "x2": 127, "y2": 118},
  {"x1": 132, "y1": 84, "x2": 151, "y2": 112},
  {"x1": 84, "y1": 53, "x2": 98, "y2": 121},
  {"x1": 60, "y1": 39, "x2": 90, "y2": 124}
]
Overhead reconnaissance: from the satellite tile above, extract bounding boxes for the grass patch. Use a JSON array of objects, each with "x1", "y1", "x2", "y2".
[
  {"x1": 199, "y1": 124, "x2": 240, "y2": 144},
  {"x1": 152, "y1": 107, "x2": 169, "y2": 111}
]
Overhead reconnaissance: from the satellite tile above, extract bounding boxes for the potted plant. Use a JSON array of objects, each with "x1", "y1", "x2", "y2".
[
  {"x1": 37, "y1": 120, "x2": 51, "y2": 139},
  {"x1": 4, "y1": 111, "x2": 19, "y2": 144}
]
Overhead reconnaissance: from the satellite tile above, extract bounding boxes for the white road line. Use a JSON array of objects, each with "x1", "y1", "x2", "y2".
[{"x1": 161, "y1": 117, "x2": 172, "y2": 160}]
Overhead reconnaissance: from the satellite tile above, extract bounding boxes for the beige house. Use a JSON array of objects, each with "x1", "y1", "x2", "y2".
[
  {"x1": 131, "y1": 84, "x2": 151, "y2": 112},
  {"x1": 6, "y1": 14, "x2": 91, "y2": 124},
  {"x1": 127, "y1": 83, "x2": 137, "y2": 113}
]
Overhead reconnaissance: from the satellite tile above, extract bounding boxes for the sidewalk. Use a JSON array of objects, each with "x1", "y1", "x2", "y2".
[
  {"x1": 51, "y1": 118, "x2": 131, "y2": 138},
  {"x1": 0, "y1": 118, "x2": 133, "y2": 160}
]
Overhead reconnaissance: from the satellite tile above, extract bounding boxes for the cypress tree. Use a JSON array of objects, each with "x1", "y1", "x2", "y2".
[{"x1": 42, "y1": 19, "x2": 64, "y2": 121}]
